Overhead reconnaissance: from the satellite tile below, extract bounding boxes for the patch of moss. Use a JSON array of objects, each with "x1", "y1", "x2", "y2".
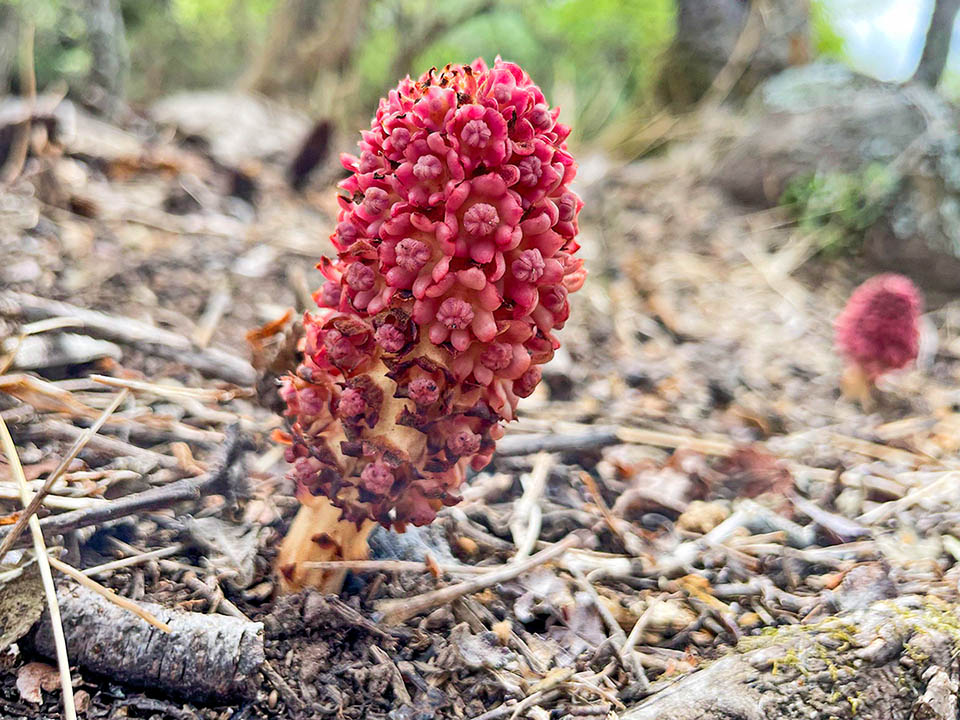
[
  {"x1": 779, "y1": 163, "x2": 900, "y2": 256},
  {"x1": 848, "y1": 691, "x2": 862, "y2": 715}
]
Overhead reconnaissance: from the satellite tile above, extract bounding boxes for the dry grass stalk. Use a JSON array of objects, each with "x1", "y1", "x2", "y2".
[
  {"x1": 0, "y1": 388, "x2": 129, "y2": 558},
  {"x1": 81, "y1": 544, "x2": 184, "y2": 577},
  {"x1": 615, "y1": 426, "x2": 735, "y2": 456},
  {"x1": 90, "y1": 373, "x2": 243, "y2": 403},
  {"x1": 0, "y1": 415, "x2": 77, "y2": 720},
  {"x1": 47, "y1": 555, "x2": 171, "y2": 633}
]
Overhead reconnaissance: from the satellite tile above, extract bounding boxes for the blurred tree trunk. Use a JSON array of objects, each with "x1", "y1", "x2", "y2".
[
  {"x1": 657, "y1": 0, "x2": 810, "y2": 109},
  {"x1": 240, "y1": 0, "x2": 369, "y2": 100},
  {"x1": 911, "y1": 0, "x2": 960, "y2": 88},
  {"x1": 82, "y1": 0, "x2": 129, "y2": 112},
  {"x1": 0, "y1": 4, "x2": 20, "y2": 94}
]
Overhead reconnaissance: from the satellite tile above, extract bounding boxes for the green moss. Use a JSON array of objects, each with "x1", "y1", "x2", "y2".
[
  {"x1": 779, "y1": 163, "x2": 900, "y2": 256},
  {"x1": 848, "y1": 691, "x2": 862, "y2": 715}
]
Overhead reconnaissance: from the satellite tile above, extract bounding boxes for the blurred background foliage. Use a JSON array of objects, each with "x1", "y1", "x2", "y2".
[{"x1": 2, "y1": 0, "x2": 856, "y2": 141}]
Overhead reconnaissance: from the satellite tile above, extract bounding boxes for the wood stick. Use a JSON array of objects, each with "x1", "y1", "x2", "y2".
[
  {"x1": 495, "y1": 425, "x2": 735, "y2": 458},
  {"x1": 495, "y1": 428, "x2": 619, "y2": 456},
  {"x1": 90, "y1": 373, "x2": 243, "y2": 402},
  {"x1": 510, "y1": 452, "x2": 552, "y2": 562},
  {"x1": 0, "y1": 415, "x2": 76, "y2": 720},
  {"x1": 0, "y1": 291, "x2": 255, "y2": 386},
  {"x1": 15, "y1": 418, "x2": 178, "y2": 469},
  {"x1": 301, "y1": 559, "x2": 494, "y2": 575},
  {"x1": 192, "y1": 281, "x2": 231, "y2": 348},
  {"x1": 0, "y1": 425, "x2": 246, "y2": 548},
  {"x1": 569, "y1": 565, "x2": 648, "y2": 690},
  {"x1": 0, "y1": 389, "x2": 129, "y2": 558},
  {"x1": 374, "y1": 533, "x2": 584, "y2": 625},
  {"x1": 81, "y1": 544, "x2": 183, "y2": 577},
  {"x1": 31, "y1": 584, "x2": 263, "y2": 701}
]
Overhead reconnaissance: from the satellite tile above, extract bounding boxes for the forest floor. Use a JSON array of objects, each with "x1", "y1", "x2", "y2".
[{"x1": 1, "y1": 93, "x2": 960, "y2": 719}]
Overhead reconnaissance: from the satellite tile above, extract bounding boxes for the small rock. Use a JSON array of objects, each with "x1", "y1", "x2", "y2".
[
  {"x1": 2, "y1": 258, "x2": 42, "y2": 284},
  {"x1": 677, "y1": 500, "x2": 730, "y2": 534}
]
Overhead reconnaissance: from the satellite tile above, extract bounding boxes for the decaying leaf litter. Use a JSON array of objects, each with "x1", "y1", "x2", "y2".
[{"x1": 2, "y1": 92, "x2": 960, "y2": 720}]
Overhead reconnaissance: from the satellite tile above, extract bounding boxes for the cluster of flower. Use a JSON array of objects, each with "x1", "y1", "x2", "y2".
[
  {"x1": 835, "y1": 273, "x2": 922, "y2": 382},
  {"x1": 280, "y1": 58, "x2": 585, "y2": 529}
]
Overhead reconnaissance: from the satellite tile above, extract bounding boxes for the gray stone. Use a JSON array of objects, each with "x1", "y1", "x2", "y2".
[{"x1": 715, "y1": 62, "x2": 960, "y2": 291}]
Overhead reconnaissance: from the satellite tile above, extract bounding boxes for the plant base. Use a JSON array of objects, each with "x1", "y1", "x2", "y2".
[
  {"x1": 276, "y1": 495, "x2": 374, "y2": 593},
  {"x1": 840, "y1": 363, "x2": 875, "y2": 411}
]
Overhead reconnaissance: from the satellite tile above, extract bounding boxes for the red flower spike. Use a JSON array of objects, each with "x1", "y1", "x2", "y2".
[
  {"x1": 276, "y1": 58, "x2": 583, "y2": 591},
  {"x1": 835, "y1": 273, "x2": 922, "y2": 382}
]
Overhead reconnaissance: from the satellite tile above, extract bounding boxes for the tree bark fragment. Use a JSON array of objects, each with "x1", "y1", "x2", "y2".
[
  {"x1": 31, "y1": 584, "x2": 264, "y2": 701},
  {"x1": 623, "y1": 597, "x2": 960, "y2": 720}
]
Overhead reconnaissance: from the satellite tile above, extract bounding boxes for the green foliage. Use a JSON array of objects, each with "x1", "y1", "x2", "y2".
[
  {"x1": 810, "y1": 0, "x2": 846, "y2": 60},
  {"x1": 347, "y1": 0, "x2": 860, "y2": 139},
  {"x1": 528, "y1": 0, "x2": 675, "y2": 139},
  {"x1": 780, "y1": 164, "x2": 899, "y2": 256},
  {"x1": 122, "y1": 0, "x2": 276, "y2": 99},
  {"x1": 8, "y1": 0, "x2": 91, "y2": 90},
  {"x1": 7, "y1": 0, "x2": 277, "y2": 100},
  {"x1": 337, "y1": 0, "x2": 675, "y2": 141},
  {"x1": 12, "y1": 0, "x2": 675, "y2": 139}
]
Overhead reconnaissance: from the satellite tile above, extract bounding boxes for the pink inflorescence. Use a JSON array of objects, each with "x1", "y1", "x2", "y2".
[
  {"x1": 834, "y1": 273, "x2": 922, "y2": 381},
  {"x1": 280, "y1": 58, "x2": 585, "y2": 528}
]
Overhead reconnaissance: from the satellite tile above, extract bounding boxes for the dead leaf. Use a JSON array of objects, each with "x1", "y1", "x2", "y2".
[
  {"x1": 715, "y1": 446, "x2": 794, "y2": 501},
  {"x1": 677, "y1": 500, "x2": 730, "y2": 534},
  {"x1": 74, "y1": 689, "x2": 90, "y2": 714},
  {"x1": 16, "y1": 662, "x2": 60, "y2": 704},
  {"x1": 185, "y1": 516, "x2": 263, "y2": 589},
  {"x1": 0, "y1": 560, "x2": 45, "y2": 651},
  {"x1": 246, "y1": 308, "x2": 294, "y2": 351},
  {"x1": 448, "y1": 623, "x2": 516, "y2": 670}
]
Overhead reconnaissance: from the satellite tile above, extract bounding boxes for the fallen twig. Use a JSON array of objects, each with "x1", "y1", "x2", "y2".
[
  {"x1": 569, "y1": 565, "x2": 648, "y2": 690},
  {"x1": 496, "y1": 425, "x2": 736, "y2": 459},
  {"x1": 510, "y1": 452, "x2": 552, "y2": 562},
  {"x1": 32, "y1": 584, "x2": 263, "y2": 701},
  {"x1": 48, "y1": 555, "x2": 171, "y2": 632},
  {"x1": 375, "y1": 533, "x2": 585, "y2": 625},
  {"x1": 496, "y1": 428, "x2": 619, "y2": 457},
  {"x1": 80, "y1": 544, "x2": 183, "y2": 576},
  {"x1": 0, "y1": 291, "x2": 256, "y2": 385},
  {"x1": 192, "y1": 280, "x2": 232, "y2": 348},
  {"x1": 14, "y1": 418, "x2": 178, "y2": 470},
  {"x1": 0, "y1": 389, "x2": 129, "y2": 558},
  {"x1": 858, "y1": 470, "x2": 960, "y2": 525},
  {"x1": 301, "y1": 558, "x2": 489, "y2": 575},
  {"x1": 0, "y1": 425, "x2": 246, "y2": 547},
  {"x1": 90, "y1": 373, "x2": 244, "y2": 402}
]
